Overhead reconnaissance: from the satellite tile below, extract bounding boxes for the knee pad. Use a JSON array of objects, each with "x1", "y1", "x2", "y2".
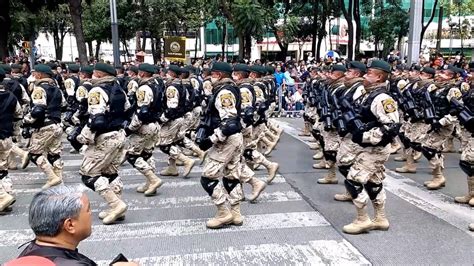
[
  {"x1": 201, "y1": 176, "x2": 219, "y2": 196},
  {"x1": 344, "y1": 179, "x2": 364, "y2": 199},
  {"x1": 81, "y1": 175, "x2": 100, "y2": 191},
  {"x1": 243, "y1": 149, "x2": 254, "y2": 161},
  {"x1": 47, "y1": 153, "x2": 61, "y2": 165},
  {"x1": 0, "y1": 170, "x2": 8, "y2": 180},
  {"x1": 411, "y1": 142, "x2": 422, "y2": 152},
  {"x1": 364, "y1": 181, "x2": 383, "y2": 200},
  {"x1": 102, "y1": 173, "x2": 119, "y2": 183},
  {"x1": 222, "y1": 177, "x2": 240, "y2": 194},
  {"x1": 28, "y1": 153, "x2": 42, "y2": 165},
  {"x1": 459, "y1": 160, "x2": 474, "y2": 176},
  {"x1": 126, "y1": 153, "x2": 141, "y2": 167},
  {"x1": 159, "y1": 145, "x2": 171, "y2": 155},
  {"x1": 323, "y1": 151, "x2": 337, "y2": 162},
  {"x1": 338, "y1": 164, "x2": 352, "y2": 178},
  {"x1": 421, "y1": 146, "x2": 438, "y2": 161},
  {"x1": 141, "y1": 151, "x2": 153, "y2": 161},
  {"x1": 173, "y1": 139, "x2": 185, "y2": 148},
  {"x1": 311, "y1": 128, "x2": 321, "y2": 141}
]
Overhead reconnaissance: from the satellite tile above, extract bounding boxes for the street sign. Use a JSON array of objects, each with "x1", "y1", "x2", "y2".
[{"x1": 164, "y1": 36, "x2": 186, "y2": 61}]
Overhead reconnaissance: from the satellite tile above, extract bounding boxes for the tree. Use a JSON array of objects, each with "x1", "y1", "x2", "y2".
[
  {"x1": 340, "y1": 0, "x2": 354, "y2": 60},
  {"x1": 38, "y1": 4, "x2": 72, "y2": 60},
  {"x1": 420, "y1": 0, "x2": 439, "y2": 49}
]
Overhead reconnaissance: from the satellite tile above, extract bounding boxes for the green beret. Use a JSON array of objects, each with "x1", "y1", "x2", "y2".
[
  {"x1": 445, "y1": 64, "x2": 463, "y2": 75},
  {"x1": 11, "y1": 64, "x2": 21, "y2": 70},
  {"x1": 128, "y1": 65, "x2": 139, "y2": 74},
  {"x1": 79, "y1": 65, "x2": 94, "y2": 75},
  {"x1": 410, "y1": 65, "x2": 421, "y2": 71},
  {"x1": 421, "y1": 67, "x2": 436, "y2": 76},
  {"x1": 183, "y1": 65, "x2": 196, "y2": 73},
  {"x1": 233, "y1": 64, "x2": 250, "y2": 73},
  {"x1": 138, "y1": 63, "x2": 156, "y2": 74},
  {"x1": 94, "y1": 62, "x2": 116, "y2": 76},
  {"x1": 331, "y1": 64, "x2": 347, "y2": 73},
  {"x1": 347, "y1": 61, "x2": 366, "y2": 73},
  {"x1": 167, "y1": 64, "x2": 182, "y2": 75},
  {"x1": 211, "y1": 62, "x2": 233, "y2": 74},
  {"x1": 0, "y1": 64, "x2": 11, "y2": 74},
  {"x1": 47, "y1": 62, "x2": 57, "y2": 69},
  {"x1": 68, "y1": 64, "x2": 80, "y2": 73},
  {"x1": 249, "y1": 65, "x2": 267, "y2": 75},
  {"x1": 34, "y1": 64, "x2": 54, "y2": 76},
  {"x1": 265, "y1": 65, "x2": 275, "y2": 75},
  {"x1": 367, "y1": 60, "x2": 391, "y2": 73}
]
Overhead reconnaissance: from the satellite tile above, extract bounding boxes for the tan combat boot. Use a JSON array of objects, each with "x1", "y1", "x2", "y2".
[
  {"x1": 371, "y1": 201, "x2": 390, "y2": 230},
  {"x1": 41, "y1": 163, "x2": 62, "y2": 190},
  {"x1": 0, "y1": 183, "x2": 15, "y2": 212},
  {"x1": 230, "y1": 203, "x2": 243, "y2": 226},
  {"x1": 454, "y1": 176, "x2": 474, "y2": 206},
  {"x1": 176, "y1": 154, "x2": 195, "y2": 177},
  {"x1": 309, "y1": 143, "x2": 319, "y2": 150},
  {"x1": 317, "y1": 163, "x2": 338, "y2": 184},
  {"x1": 143, "y1": 170, "x2": 163, "y2": 196},
  {"x1": 13, "y1": 146, "x2": 30, "y2": 169},
  {"x1": 342, "y1": 205, "x2": 373, "y2": 234},
  {"x1": 271, "y1": 125, "x2": 283, "y2": 138},
  {"x1": 442, "y1": 137, "x2": 455, "y2": 153},
  {"x1": 298, "y1": 122, "x2": 311, "y2": 136},
  {"x1": 136, "y1": 180, "x2": 149, "y2": 193},
  {"x1": 99, "y1": 181, "x2": 125, "y2": 221},
  {"x1": 190, "y1": 144, "x2": 207, "y2": 163},
  {"x1": 7, "y1": 153, "x2": 17, "y2": 170},
  {"x1": 395, "y1": 154, "x2": 417, "y2": 173},
  {"x1": 313, "y1": 151, "x2": 324, "y2": 160},
  {"x1": 413, "y1": 151, "x2": 422, "y2": 161},
  {"x1": 261, "y1": 137, "x2": 277, "y2": 155},
  {"x1": 313, "y1": 159, "x2": 329, "y2": 169},
  {"x1": 206, "y1": 203, "x2": 233, "y2": 229},
  {"x1": 334, "y1": 191, "x2": 352, "y2": 202},
  {"x1": 160, "y1": 158, "x2": 179, "y2": 176},
  {"x1": 100, "y1": 189, "x2": 127, "y2": 225},
  {"x1": 425, "y1": 166, "x2": 446, "y2": 190},
  {"x1": 182, "y1": 148, "x2": 194, "y2": 156},
  {"x1": 258, "y1": 156, "x2": 279, "y2": 183},
  {"x1": 469, "y1": 223, "x2": 474, "y2": 231},
  {"x1": 247, "y1": 177, "x2": 266, "y2": 202}
]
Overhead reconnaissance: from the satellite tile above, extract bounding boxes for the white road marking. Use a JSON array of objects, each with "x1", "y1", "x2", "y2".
[
  {"x1": 278, "y1": 120, "x2": 474, "y2": 235},
  {"x1": 96, "y1": 239, "x2": 371, "y2": 266},
  {"x1": 0, "y1": 212, "x2": 330, "y2": 247}
]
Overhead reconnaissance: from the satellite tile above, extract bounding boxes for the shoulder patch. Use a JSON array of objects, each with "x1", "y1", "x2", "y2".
[
  {"x1": 88, "y1": 91, "x2": 101, "y2": 105},
  {"x1": 137, "y1": 89, "x2": 145, "y2": 103},
  {"x1": 382, "y1": 98, "x2": 397, "y2": 113},
  {"x1": 166, "y1": 86, "x2": 178, "y2": 99},
  {"x1": 32, "y1": 87, "x2": 44, "y2": 100},
  {"x1": 219, "y1": 92, "x2": 236, "y2": 108}
]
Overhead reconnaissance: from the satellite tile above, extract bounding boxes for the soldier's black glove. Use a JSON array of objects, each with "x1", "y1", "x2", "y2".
[
  {"x1": 21, "y1": 127, "x2": 32, "y2": 139},
  {"x1": 351, "y1": 130, "x2": 365, "y2": 145},
  {"x1": 198, "y1": 138, "x2": 213, "y2": 151},
  {"x1": 67, "y1": 127, "x2": 83, "y2": 151}
]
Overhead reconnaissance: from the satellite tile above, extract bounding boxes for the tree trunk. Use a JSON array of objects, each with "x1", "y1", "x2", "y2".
[
  {"x1": 244, "y1": 33, "x2": 251, "y2": 60},
  {"x1": 340, "y1": 0, "x2": 354, "y2": 60},
  {"x1": 353, "y1": 0, "x2": 361, "y2": 57},
  {"x1": 238, "y1": 34, "x2": 244, "y2": 60},
  {"x1": 194, "y1": 30, "x2": 199, "y2": 60},
  {"x1": 141, "y1": 35, "x2": 147, "y2": 51},
  {"x1": 221, "y1": 22, "x2": 227, "y2": 60},
  {"x1": 87, "y1": 40, "x2": 93, "y2": 58},
  {"x1": 436, "y1": 5, "x2": 443, "y2": 50},
  {"x1": 316, "y1": 35, "x2": 324, "y2": 60},
  {"x1": 53, "y1": 30, "x2": 63, "y2": 60},
  {"x1": 122, "y1": 40, "x2": 129, "y2": 62},
  {"x1": 420, "y1": 0, "x2": 439, "y2": 50},
  {"x1": 95, "y1": 40, "x2": 101, "y2": 60},
  {"x1": 311, "y1": 3, "x2": 318, "y2": 56},
  {"x1": 0, "y1": 0, "x2": 11, "y2": 60},
  {"x1": 68, "y1": 0, "x2": 88, "y2": 65}
]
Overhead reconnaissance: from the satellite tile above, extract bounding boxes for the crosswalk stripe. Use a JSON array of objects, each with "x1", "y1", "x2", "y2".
[
  {"x1": 3, "y1": 190, "x2": 302, "y2": 217},
  {"x1": 277, "y1": 120, "x2": 474, "y2": 236},
  {"x1": 96, "y1": 239, "x2": 371, "y2": 266},
  {"x1": 11, "y1": 176, "x2": 287, "y2": 194},
  {"x1": 0, "y1": 212, "x2": 329, "y2": 247}
]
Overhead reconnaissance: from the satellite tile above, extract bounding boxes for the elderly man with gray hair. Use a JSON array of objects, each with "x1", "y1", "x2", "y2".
[{"x1": 16, "y1": 186, "x2": 137, "y2": 266}]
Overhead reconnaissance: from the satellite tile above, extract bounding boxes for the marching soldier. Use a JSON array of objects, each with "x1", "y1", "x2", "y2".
[
  {"x1": 197, "y1": 62, "x2": 244, "y2": 229},
  {"x1": 125, "y1": 63, "x2": 163, "y2": 196},
  {"x1": 22, "y1": 64, "x2": 65, "y2": 189},
  {"x1": 0, "y1": 67, "x2": 23, "y2": 212},
  {"x1": 68, "y1": 63, "x2": 128, "y2": 225},
  {"x1": 342, "y1": 60, "x2": 399, "y2": 234},
  {"x1": 157, "y1": 65, "x2": 195, "y2": 177}
]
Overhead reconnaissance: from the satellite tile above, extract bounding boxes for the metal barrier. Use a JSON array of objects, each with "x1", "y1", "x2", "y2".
[{"x1": 271, "y1": 82, "x2": 306, "y2": 118}]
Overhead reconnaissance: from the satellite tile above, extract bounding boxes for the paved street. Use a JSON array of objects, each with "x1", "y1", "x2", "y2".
[{"x1": 0, "y1": 118, "x2": 473, "y2": 265}]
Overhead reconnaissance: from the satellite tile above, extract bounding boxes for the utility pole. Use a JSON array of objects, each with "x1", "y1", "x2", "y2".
[
  {"x1": 407, "y1": 0, "x2": 423, "y2": 65},
  {"x1": 109, "y1": 0, "x2": 120, "y2": 67}
]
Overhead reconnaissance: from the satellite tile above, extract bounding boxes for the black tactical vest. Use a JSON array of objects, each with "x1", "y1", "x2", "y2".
[
  {"x1": 37, "y1": 82, "x2": 62, "y2": 124},
  {"x1": 207, "y1": 83, "x2": 242, "y2": 130},
  {"x1": 0, "y1": 90, "x2": 18, "y2": 139},
  {"x1": 101, "y1": 82, "x2": 127, "y2": 130}
]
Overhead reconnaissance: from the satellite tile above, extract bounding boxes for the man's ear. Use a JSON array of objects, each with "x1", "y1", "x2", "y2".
[{"x1": 63, "y1": 218, "x2": 76, "y2": 234}]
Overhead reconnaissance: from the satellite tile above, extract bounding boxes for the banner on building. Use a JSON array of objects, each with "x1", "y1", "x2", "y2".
[{"x1": 164, "y1": 36, "x2": 186, "y2": 61}]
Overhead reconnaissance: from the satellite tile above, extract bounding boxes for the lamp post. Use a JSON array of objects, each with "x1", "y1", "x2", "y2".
[{"x1": 109, "y1": 0, "x2": 121, "y2": 67}]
